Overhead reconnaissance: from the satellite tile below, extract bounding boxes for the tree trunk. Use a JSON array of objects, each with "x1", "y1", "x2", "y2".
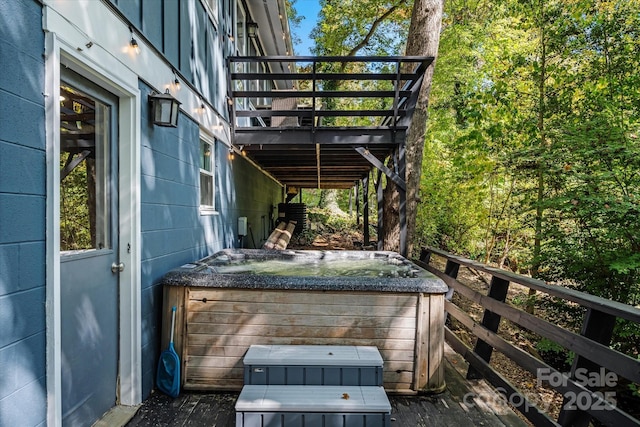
[
  {"x1": 318, "y1": 189, "x2": 346, "y2": 216},
  {"x1": 528, "y1": 0, "x2": 547, "y2": 314},
  {"x1": 381, "y1": 0, "x2": 444, "y2": 256}
]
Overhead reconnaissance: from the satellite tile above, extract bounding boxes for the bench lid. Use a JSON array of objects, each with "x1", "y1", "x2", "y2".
[
  {"x1": 243, "y1": 345, "x2": 383, "y2": 366},
  {"x1": 235, "y1": 385, "x2": 391, "y2": 412}
]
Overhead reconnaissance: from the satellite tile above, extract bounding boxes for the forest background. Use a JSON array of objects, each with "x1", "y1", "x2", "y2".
[{"x1": 289, "y1": 0, "x2": 640, "y2": 312}]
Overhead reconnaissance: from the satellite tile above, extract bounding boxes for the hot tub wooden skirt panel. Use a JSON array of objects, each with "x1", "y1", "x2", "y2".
[{"x1": 162, "y1": 286, "x2": 445, "y2": 394}]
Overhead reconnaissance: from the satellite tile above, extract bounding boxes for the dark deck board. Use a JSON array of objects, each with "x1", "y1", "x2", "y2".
[{"x1": 127, "y1": 344, "x2": 530, "y2": 427}]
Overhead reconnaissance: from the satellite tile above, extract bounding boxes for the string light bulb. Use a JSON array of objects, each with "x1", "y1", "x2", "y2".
[
  {"x1": 173, "y1": 70, "x2": 180, "y2": 90},
  {"x1": 129, "y1": 26, "x2": 140, "y2": 54}
]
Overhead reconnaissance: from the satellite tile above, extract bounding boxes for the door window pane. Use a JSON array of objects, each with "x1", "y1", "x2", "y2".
[{"x1": 59, "y1": 83, "x2": 111, "y2": 251}]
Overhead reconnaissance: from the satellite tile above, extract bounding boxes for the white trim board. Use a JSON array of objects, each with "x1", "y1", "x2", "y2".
[
  {"x1": 44, "y1": 10, "x2": 143, "y2": 426},
  {"x1": 42, "y1": 0, "x2": 229, "y2": 144}
]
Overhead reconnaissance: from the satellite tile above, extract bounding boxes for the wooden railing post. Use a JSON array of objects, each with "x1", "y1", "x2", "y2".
[
  {"x1": 467, "y1": 276, "x2": 510, "y2": 380},
  {"x1": 443, "y1": 260, "x2": 460, "y2": 301},
  {"x1": 422, "y1": 246, "x2": 640, "y2": 425},
  {"x1": 557, "y1": 308, "x2": 616, "y2": 427},
  {"x1": 419, "y1": 248, "x2": 431, "y2": 264}
]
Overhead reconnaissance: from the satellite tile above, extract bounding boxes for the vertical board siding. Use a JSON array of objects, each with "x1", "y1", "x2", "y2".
[
  {"x1": 110, "y1": 0, "x2": 221, "y2": 109},
  {"x1": 0, "y1": 0, "x2": 46, "y2": 425},
  {"x1": 180, "y1": 289, "x2": 421, "y2": 393},
  {"x1": 115, "y1": 0, "x2": 142, "y2": 28},
  {"x1": 194, "y1": 0, "x2": 208, "y2": 95},
  {"x1": 141, "y1": 0, "x2": 163, "y2": 49},
  {"x1": 179, "y1": 0, "x2": 193, "y2": 83},
  {"x1": 206, "y1": 23, "x2": 218, "y2": 105},
  {"x1": 162, "y1": 0, "x2": 180, "y2": 65}
]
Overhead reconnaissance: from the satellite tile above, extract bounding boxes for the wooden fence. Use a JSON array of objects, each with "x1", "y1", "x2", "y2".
[{"x1": 417, "y1": 246, "x2": 640, "y2": 427}]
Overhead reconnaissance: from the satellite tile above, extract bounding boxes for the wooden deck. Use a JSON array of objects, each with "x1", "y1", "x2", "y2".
[{"x1": 126, "y1": 344, "x2": 529, "y2": 427}]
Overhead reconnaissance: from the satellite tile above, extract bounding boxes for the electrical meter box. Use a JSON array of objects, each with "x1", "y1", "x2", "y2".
[{"x1": 238, "y1": 217, "x2": 248, "y2": 236}]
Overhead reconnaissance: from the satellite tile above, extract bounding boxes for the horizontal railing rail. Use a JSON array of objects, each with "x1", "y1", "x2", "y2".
[{"x1": 417, "y1": 246, "x2": 640, "y2": 427}]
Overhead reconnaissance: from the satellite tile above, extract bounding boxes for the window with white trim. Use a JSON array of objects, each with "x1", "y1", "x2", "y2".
[
  {"x1": 199, "y1": 134, "x2": 216, "y2": 214},
  {"x1": 202, "y1": 0, "x2": 218, "y2": 25}
]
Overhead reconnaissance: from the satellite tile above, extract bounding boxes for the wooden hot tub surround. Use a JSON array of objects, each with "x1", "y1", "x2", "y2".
[{"x1": 160, "y1": 249, "x2": 448, "y2": 394}]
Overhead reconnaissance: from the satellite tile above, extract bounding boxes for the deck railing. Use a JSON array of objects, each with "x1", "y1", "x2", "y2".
[{"x1": 417, "y1": 246, "x2": 640, "y2": 427}]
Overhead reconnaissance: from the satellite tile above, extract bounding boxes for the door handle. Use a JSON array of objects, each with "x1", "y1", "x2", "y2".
[{"x1": 111, "y1": 262, "x2": 125, "y2": 274}]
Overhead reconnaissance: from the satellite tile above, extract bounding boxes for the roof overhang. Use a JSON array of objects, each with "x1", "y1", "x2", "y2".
[{"x1": 245, "y1": 0, "x2": 295, "y2": 88}]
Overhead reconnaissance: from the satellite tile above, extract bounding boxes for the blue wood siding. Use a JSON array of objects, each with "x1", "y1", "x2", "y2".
[
  {"x1": 179, "y1": 0, "x2": 193, "y2": 83},
  {"x1": 110, "y1": 0, "x2": 227, "y2": 110},
  {"x1": 142, "y1": 0, "x2": 164, "y2": 50},
  {"x1": 138, "y1": 81, "x2": 282, "y2": 397},
  {"x1": 0, "y1": 0, "x2": 47, "y2": 425},
  {"x1": 113, "y1": 0, "x2": 142, "y2": 28},
  {"x1": 162, "y1": 0, "x2": 180, "y2": 65}
]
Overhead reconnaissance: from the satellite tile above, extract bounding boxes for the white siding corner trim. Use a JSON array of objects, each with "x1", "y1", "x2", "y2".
[{"x1": 44, "y1": 8, "x2": 143, "y2": 425}]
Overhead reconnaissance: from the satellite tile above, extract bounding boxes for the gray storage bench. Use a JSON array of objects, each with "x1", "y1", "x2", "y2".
[
  {"x1": 243, "y1": 345, "x2": 384, "y2": 386},
  {"x1": 236, "y1": 345, "x2": 392, "y2": 426},
  {"x1": 235, "y1": 385, "x2": 391, "y2": 427}
]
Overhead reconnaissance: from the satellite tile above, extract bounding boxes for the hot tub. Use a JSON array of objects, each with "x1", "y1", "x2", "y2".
[{"x1": 161, "y1": 249, "x2": 448, "y2": 394}]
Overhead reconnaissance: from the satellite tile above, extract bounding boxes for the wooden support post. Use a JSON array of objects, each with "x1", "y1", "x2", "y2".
[
  {"x1": 376, "y1": 169, "x2": 383, "y2": 251},
  {"x1": 363, "y1": 175, "x2": 370, "y2": 246},
  {"x1": 442, "y1": 259, "x2": 460, "y2": 322},
  {"x1": 355, "y1": 181, "x2": 360, "y2": 226},
  {"x1": 557, "y1": 308, "x2": 616, "y2": 427},
  {"x1": 444, "y1": 260, "x2": 460, "y2": 279},
  {"x1": 467, "y1": 276, "x2": 510, "y2": 380},
  {"x1": 419, "y1": 248, "x2": 431, "y2": 264},
  {"x1": 398, "y1": 144, "x2": 407, "y2": 257}
]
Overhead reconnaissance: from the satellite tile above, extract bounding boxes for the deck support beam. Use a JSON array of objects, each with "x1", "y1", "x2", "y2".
[
  {"x1": 376, "y1": 169, "x2": 383, "y2": 251},
  {"x1": 355, "y1": 146, "x2": 407, "y2": 257},
  {"x1": 355, "y1": 181, "x2": 360, "y2": 226},
  {"x1": 354, "y1": 147, "x2": 405, "y2": 191},
  {"x1": 363, "y1": 174, "x2": 370, "y2": 246},
  {"x1": 398, "y1": 144, "x2": 407, "y2": 257}
]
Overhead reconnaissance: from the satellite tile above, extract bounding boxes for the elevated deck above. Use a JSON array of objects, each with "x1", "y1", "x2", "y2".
[{"x1": 228, "y1": 56, "x2": 433, "y2": 189}]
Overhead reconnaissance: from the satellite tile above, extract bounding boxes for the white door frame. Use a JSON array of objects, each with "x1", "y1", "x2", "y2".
[{"x1": 44, "y1": 25, "x2": 142, "y2": 427}]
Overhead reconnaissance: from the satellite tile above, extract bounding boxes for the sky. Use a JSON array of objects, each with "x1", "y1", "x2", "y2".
[{"x1": 292, "y1": 0, "x2": 321, "y2": 55}]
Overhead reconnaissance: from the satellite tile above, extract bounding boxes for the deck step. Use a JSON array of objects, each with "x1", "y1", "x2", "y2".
[
  {"x1": 235, "y1": 385, "x2": 391, "y2": 427},
  {"x1": 243, "y1": 345, "x2": 384, "y2": 386}
]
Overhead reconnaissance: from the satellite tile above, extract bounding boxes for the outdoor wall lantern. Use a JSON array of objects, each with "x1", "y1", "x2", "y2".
[
  {"x1": 247, "y1": 21, "x2": 258, "y2": 38},
  {"x1": 149, "y1": 89, "x2": 181, "y2": 127}
]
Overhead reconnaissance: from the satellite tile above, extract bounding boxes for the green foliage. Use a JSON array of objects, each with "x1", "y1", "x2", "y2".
[
  {"x1": 310, "y1": 0, "x2": 640, "y2": 309},
  {"x1": 311, "y1": 0, "x2": 410, "y2": 56},
  {"x1": 535, "y1": 337, "x2": 575, "y2": 372},
  {"x1": 60, "y1": 157, "x2": 92, "y2": 250},
  {"x1": 285, "y1": 0, "x2": 303, "y2": 48},
  {"x1": 412, "y1": 0, "x2": 640, "y2": 308},
  {"x1": 630, "y1": 382, "x2": 640, "y2": 398}
]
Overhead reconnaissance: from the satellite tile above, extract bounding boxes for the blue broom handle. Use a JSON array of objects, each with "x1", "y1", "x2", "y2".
[{"x1": 170, "y1": 306, "x2": 177, "y2": 344}]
